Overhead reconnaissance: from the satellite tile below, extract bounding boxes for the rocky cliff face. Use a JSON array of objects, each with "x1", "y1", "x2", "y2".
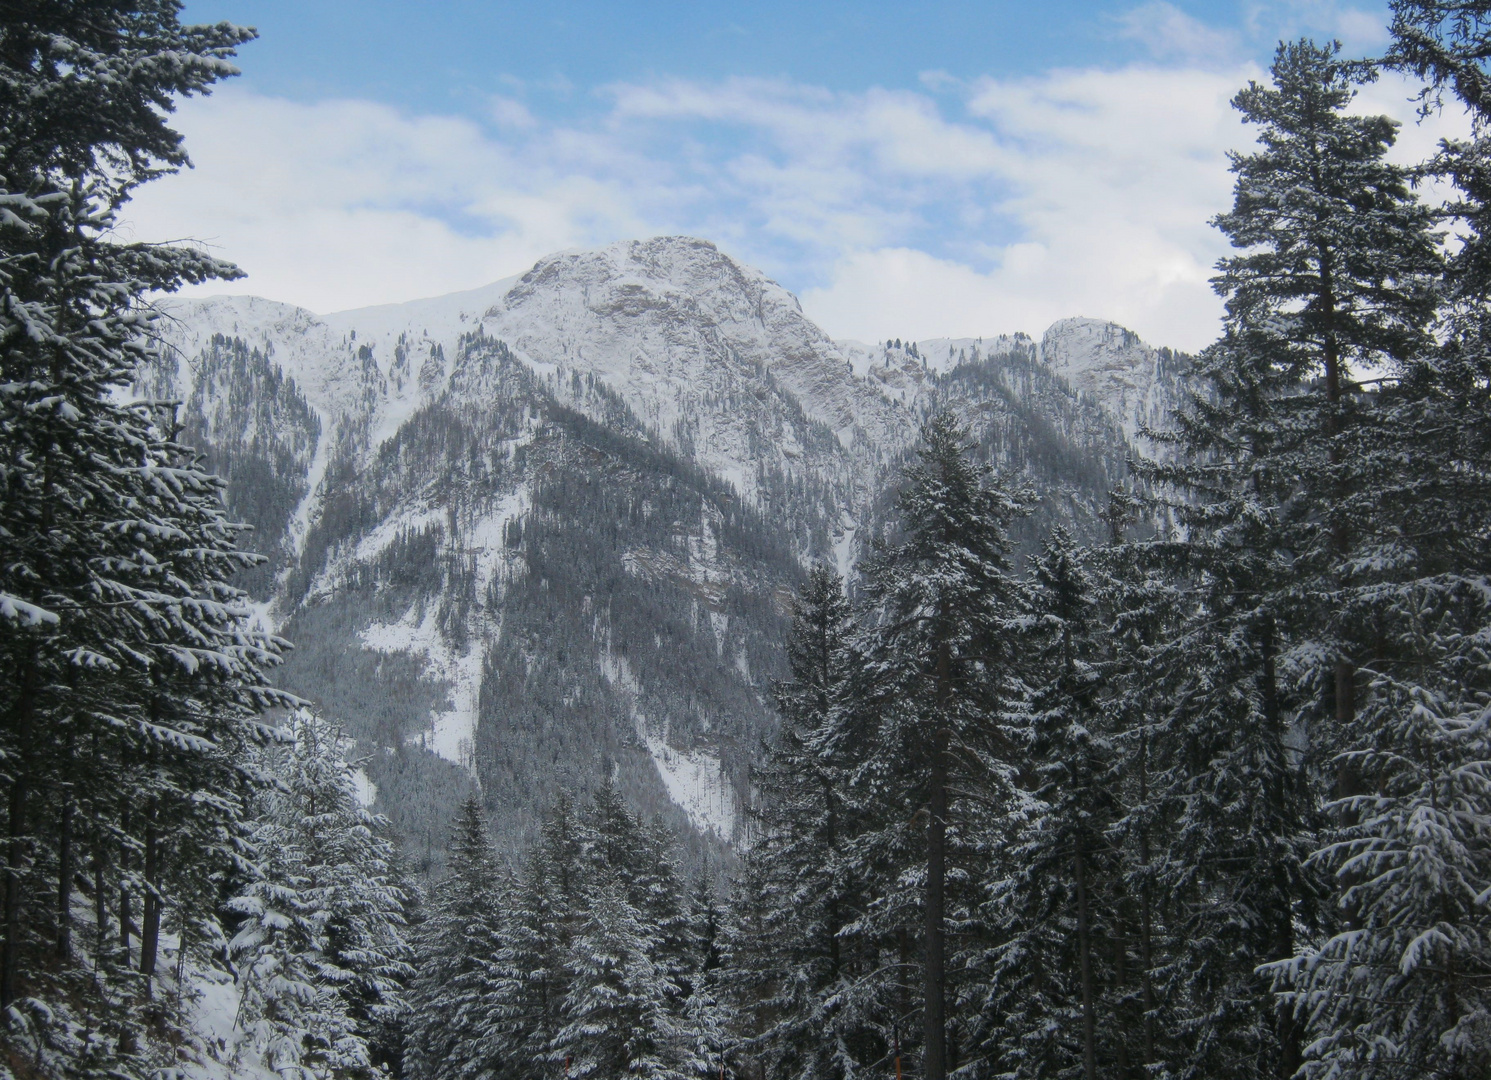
[{"x1": 141, "y1": 236, "x2": 1190, "y2": 861}]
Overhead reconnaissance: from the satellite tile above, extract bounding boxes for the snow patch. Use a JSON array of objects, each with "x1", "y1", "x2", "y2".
[
  {"x1": 361, "y1": 603, "x2": 481, "y2": 770},
  {"x1": 598, "y1": 643, "x2": 738, "y2": 839},
  {"x1": 643, "y1": 735, "x2": 737, "y2": 841},
  {"x1": 352, "y1": 768, "x2": 378, "y2": 808},
  {"x1": 282, "y1": 409, "x2": 331, "y2": 566},
  {"x1": 833, "y1": 517, "x2": 858, "y2": 580}
]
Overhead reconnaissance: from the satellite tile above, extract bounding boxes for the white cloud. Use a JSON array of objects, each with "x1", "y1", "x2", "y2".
[
  {"x1": 123, "y1": 57, "x2": 1468, "y2": 352},
  {"x1": 122, "y1": 89, "x2": 653, "y2": 313},
  {"x1": 1117, "y1": 2, "x2": 1241, "y2": 63},
  {"x1": 488, "y1": 95, "x2": 538, "y2": 131},
  {"x1": 1242, "y1": 1, "x2": 1392, "y2": 53},
  {"x1": 803, "y1": 65, "x2": 1256, "y2": 349}
]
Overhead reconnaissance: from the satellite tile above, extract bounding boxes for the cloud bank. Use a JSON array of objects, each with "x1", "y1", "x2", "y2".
[{"x1": 124, "y1": 48, "x2": 1464, "y2": 352}]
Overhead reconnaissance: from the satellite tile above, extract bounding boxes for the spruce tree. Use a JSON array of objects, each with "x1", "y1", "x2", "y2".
[
  {"x1": 682, "y1": 868, "x2": 733, "y2": 1080},
  {"x1": 855, "y1": 413, "x2": 1030, "y2": 1080},
  {"x1": 492, "y1": 795, "x2": 583, "y2": 1077},
  {"x1": 739, "y1": 563, "x2": 877, "y2": 1080},
  {"x1": 1257, "y1": 10, "x2": 1491, "y2": 1076},
  {"x1": 1202, "y1": 38, "x2": 1441, "y2": 767},
  {"x1": 553, "y1": 882, "x2": 685, "y2": 1080},
  {"x1": 1267, "y1": 585, "x2": 1491, "y2": 1079},
  {"x1": 406, "y1": 795, "x2": 507, "y2": 1080},
  {"x1": 980, "y1": 528, "x2": 1124, "y2": 1080},
  {"x1": 0, "y1": 9, "x2": 292, "y2": 1070},
  {"x1": 229, "y1": 710, "x2": 412, "y2": 1080},
  {"x1": 1137, "y1": 39, "x2": 1443, "y2": 1080}
]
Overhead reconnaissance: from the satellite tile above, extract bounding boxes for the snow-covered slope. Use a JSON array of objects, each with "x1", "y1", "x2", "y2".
[{"x1": 145, "y1": 236, "x2": 1191, "y2": 852}]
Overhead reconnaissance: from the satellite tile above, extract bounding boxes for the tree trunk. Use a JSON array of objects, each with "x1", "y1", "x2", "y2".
[
  {"x1": 2, "y1": 654, "x2": 38, "y2": 1007},
  {"x1": 139, "y1": 800, "x2": 159, "y2": 981},
  {"x1": 1075, "y1": 843, "x2": 1098, "y2": 1080},
  {"x1": 93, "y1": 814, "x2": 108, "y2": 966},
  {"x1": 924, "y1": 725, "x2": 947, "y2": 1080},
  {"x1": 1261, "y1": 620, "x2": 1302, "y2": 1077},
  {"x1": 118, "y1": 803, "x2": 131, "y2": 958},
  {"x1": 897, "y1": 926, "x2": 911, "y2": 1037},
  {"x1": 821, "y1": 774, "x2": 841, "y2": 979},
  {"x1": 925, "y1": 629, "x2": 952, "y2": 1080},
  {"x1": 1139, "y1": 876, "x2": 1157, "y2": 1066},
  {"x1": 56, "y1": 791, "x2": 73, "y2": 960},
  {"x1": 1113, "y1": 904, "x2": 1131, "y2": 1077},
  {"x1": 1137, "y1": 735, "x2": 1157, "y2": 1067},
  {"x1": 1318, "y1": 289, "x2": 1360, "y2": 795},
  {"x1": 2, "y1": 774, "x2": 28, "y2": 1007},
  {"x1": 1274, "y1": 868, "x2": 1301, "y2": 1080}
]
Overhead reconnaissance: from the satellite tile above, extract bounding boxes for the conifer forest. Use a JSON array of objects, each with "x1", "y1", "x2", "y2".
[{"x1": 3, "y1": 2, "x2": 1491, "y2": 1079}]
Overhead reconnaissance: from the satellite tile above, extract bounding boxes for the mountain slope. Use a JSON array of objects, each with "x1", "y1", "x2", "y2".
[{"x1": 141, "y1": 236, "x2": 1190, "y2": 856}]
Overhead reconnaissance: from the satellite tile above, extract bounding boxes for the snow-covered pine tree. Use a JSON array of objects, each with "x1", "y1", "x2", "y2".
[
  {"x1": 1091, "y1": 488, "x2": 1188, "y2": 1074},
  {"x1": 1266, "y1": 583, "x2": 1491, "y2": 1078},
  {"x1": 553, "y1": 881, "x2": 685, "y2": 1080},
  {"x1": 1132, "y1": 38, "x2": 1444, "y2": 1080},
  {"x1": 0, "y1": 6, "x2": 293, "y2": 1071},
  {"x1": 1387, "y1": 1, "x2": 1491, "y2": 117},
  {"x1": 514, "y1": 786, "x2": 693, "y2": 1080},
  {"x1": 1201, "y1": 37, "x2": 1441, "y2": 768},
  {"x1": 736, "y1": 563, "x2": 882, "y2": 1080},
  {"x1": 681, "y1": 868, "x2": 733, "y2": 1080},
  {"x1": 229, "y1": 710, "x2": 411, "y2": 1080},
  {"x1": 582, "y1": 782, "x2": 690, "y2": 986},
  {"x1": 406, "y1": 795, "x2": 507, "y2": 1080},
  {"x1": 491, "y1": 794, "x2": 583, "y2": 1077},
  {"x1": 1256, "y1": 11, "x2": 1491, "y2": 1076},
  {"x1": 977, "y1": 528, "x2": 1126, "y2": 1080},
  {"x1": 1379, "y1": 3, "x2": 1491, "y2": 577},
  {"x1": 854, "y1": 413, "x2": 1031, "y2": 1080}
]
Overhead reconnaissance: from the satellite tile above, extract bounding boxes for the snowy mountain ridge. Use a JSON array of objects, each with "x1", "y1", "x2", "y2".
[{"x1": 157, "y1": 238, "x2": 1183, "y2": 521}]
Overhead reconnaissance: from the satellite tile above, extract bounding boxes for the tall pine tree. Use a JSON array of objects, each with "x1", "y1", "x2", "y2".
[
  {"x1": 1140, "y1": 37, "x2": 1443, "y2": 1080},
  {"x1": 855, "y1": 413, "x2": 1030, "y2": 1080},
  {"x1": 406, "y1": 796, "x2": 507, "y2": 1080}
]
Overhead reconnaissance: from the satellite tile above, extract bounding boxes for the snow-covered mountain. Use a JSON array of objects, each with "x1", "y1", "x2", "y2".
[{"x1": 140, "y1": 236, "x2": 1190, "y2": 856}]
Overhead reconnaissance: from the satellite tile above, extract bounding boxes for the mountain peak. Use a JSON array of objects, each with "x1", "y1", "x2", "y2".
[
  {"x1": 1040, "y1": 317, "x2": 1187, "y2": 444},
  {"x1": 496, "y1": 234, "x2": 800, "y2": 323}
]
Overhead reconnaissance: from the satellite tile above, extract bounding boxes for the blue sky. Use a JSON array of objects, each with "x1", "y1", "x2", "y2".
[{"x1": 132, "y1": 1, "x2": 1459, "y2": 350}]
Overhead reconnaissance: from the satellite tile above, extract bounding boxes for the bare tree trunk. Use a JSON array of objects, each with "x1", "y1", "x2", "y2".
[
  {"x1": 897, "y1": 926, "x2": 911, "y2": 1025},
  {"x1": 2, "y1": 773, "x2": 28, "y2": 1007},
  {"x1": 1261, "y1": 620, "x2": 1301, "y2": 1079},
  {"x1": 139, "y1": 800, "x2": 159, "y2": 982},
  {"x1": 56, "y1": 790, "x2": 73, "y2": 960},
  {"x1": 924, "y1": 632, "x2": 952, "y2": 1080},
  {"x1": 1113, "y1": 904, "x2": 1131, "y2": 1077},
  {"x1": 821, "y1": 774, "x2": 841, "y2": 979},
  {"x1": 92, "y1": 809, "x2": 107, "y2": 967},
  {"x1": 118, "y1": 803, "x2": 131, "y2": 960},
  {"x1": 1136, "y1": 733, "x2": 1158, "y2": 1067},
  {"x1": 1139, "y1": 876, "x2": 1157, "y2": 1066},
  {"x1": 925, "y1": 725, "x2": 948, "y2": 1080},
  {"x1": 2, "y1": 656, "x2": 37, "y2": 1007},
  {"x1": 1075, "y1": 843, "x2": 1098, "y2": 1080},
  {"x1": 1317, "y1": 282, "x2": 1360, "y2": 799}
]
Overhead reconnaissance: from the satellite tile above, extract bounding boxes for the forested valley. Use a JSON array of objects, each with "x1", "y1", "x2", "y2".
[{"x1": 3, "y1": 3, "x2": 1491, "y2": 1080}]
